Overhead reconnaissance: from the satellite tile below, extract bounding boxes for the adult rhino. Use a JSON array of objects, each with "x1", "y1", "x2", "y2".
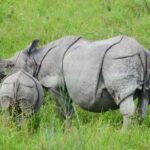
[
  {"x1": 0, "y1": 35, "x2": 149, "y2": 128},
  {"x1": 0, "y1": 70, "x2": 43, "y2": 123}
]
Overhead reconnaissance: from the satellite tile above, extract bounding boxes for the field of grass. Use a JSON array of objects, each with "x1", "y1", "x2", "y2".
[{"x1": 0, "y1": 0, "x2": 150, "y2": 149}]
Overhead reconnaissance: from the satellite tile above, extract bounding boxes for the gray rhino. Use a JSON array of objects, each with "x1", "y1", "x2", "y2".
[
  {"x1": 0, "y1": 35, "x2": 149, "y2": 128},
  {"x1": 0, "y1": 70, "x2": 44, "y2": 120}
]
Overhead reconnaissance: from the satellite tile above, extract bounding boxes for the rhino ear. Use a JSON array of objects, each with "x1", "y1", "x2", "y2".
[{"x1": 24, "y1": 39, "x2": 39, "y2": 56}]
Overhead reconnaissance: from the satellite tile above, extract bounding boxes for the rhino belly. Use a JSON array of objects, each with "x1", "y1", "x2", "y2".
[
  {"x1": 69, "y1": 88, "x2": 118, "y2": 112},
  {"x1": 88, "y1": 89, "x2": 118, "y2": 112}
]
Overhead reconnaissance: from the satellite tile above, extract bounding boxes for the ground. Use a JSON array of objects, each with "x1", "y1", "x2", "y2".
[{"x1": 0, "y1": 0, "x2": 150, "y2": 149}]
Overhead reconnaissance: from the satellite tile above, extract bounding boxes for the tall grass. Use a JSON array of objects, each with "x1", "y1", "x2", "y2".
[{"x1": 0, "y1": 0, "x2": 150, "y2": 149}]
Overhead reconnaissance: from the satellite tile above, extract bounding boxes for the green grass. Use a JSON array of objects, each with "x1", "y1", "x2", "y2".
[{"x1": 0, "y1": 0, "x2": 150, "y2": 149}]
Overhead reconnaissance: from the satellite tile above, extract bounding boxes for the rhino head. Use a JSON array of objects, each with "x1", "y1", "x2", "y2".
[{"x1": 0, "y1": 39, "x2": 39, "y2": 80}]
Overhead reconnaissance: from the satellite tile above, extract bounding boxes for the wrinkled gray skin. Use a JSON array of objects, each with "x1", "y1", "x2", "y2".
[
  {"x1": 0, "y1": 70, "x2": 43, "y2": 124},
  {"x1": 0, "y1": 35, "x2": 149, "y2": 128}
]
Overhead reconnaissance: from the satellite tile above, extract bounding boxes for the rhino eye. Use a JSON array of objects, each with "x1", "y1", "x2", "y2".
[
  {"x1": 9, "y1": 63, "x2": 15, "y2": 67},
  {"x1": 6, "y1": 62, "x2": 15, "y2": 68}
]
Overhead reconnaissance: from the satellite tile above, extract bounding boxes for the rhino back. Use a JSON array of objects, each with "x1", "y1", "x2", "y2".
[{"x1": 105, "y1": 36, "x2": 146, "y2": 59}]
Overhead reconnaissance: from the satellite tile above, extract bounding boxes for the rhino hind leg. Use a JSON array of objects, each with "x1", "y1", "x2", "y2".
[
  {"x1": 119, "y1": 95, "x2": 135, "y2": 129},
  {"x1": 19, "y1": 99, "x2": 34, "y2": 117},
  {"x1": 137, "y1": 90, "x2": 149, "y2": 122}
]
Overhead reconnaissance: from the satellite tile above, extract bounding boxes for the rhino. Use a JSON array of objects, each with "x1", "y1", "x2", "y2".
[
  {"x1": 0, "y1": 70, "x2": 44, "y2": 122},
  {"x1": 0, "y1": 35, "x2": 149, "y2": 128}
]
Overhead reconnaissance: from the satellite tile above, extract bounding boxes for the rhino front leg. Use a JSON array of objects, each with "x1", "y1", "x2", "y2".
[
  {"x1": 49, "y1": 88, "x2": 74, "y2": 120},
  {"x1": 11, "y1": 99, "x2": 34, "y2": 128},
  {"x1": 119, "y1": 95, "x2": 135, "y2": 129},
  {"x1": 137, "y1": 90, "x2": 149, "y2": 122}
]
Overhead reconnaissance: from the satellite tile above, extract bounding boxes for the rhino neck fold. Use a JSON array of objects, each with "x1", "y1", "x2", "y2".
[
  {"x1": 32, "y1": 36, "x2": 81, "y2": 82},
  {"x1": 61, "y1": 37, "x2": 81, "y2": 88},
  {"x1": 32, "y1": 46, "x2": 56, "y2": 78}
]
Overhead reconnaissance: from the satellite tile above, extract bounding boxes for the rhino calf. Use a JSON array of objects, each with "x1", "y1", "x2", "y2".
[{"x1": 0, "y1": 70, "x2": 43, "y2": 123}]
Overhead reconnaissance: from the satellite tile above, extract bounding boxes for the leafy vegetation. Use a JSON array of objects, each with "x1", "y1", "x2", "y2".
[{"x1": 0, "y1": 0, "x2": 150, "y2": 149}]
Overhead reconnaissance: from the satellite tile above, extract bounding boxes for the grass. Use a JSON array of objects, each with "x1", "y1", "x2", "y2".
[{"x1": 0, "y1": 0, "x2": 150, "y2": 149}]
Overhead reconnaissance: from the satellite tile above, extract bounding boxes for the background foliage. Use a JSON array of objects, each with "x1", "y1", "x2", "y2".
[{"x1": 0, "y1": 0, "x2": 150, "y2": 149}]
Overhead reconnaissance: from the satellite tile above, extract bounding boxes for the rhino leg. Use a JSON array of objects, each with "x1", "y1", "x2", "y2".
[
  {"x1": 19, "y1": 99, "x2": 33, "y2": 117},
  {"x1": 14, "y1": 99, "x2": 33, "y2": 127},
  {"x1": 137, "y1": 90, "x2": 149, "y2": 122},
  {"x1": 119, "y1": 95, "x2": 135, "y2": 129},
  {"x1": 0, "y1": 96, "x2": 11, "y2": 111},
  {"x1": 49, "y1": 88, "x2": 74, "y2": 120},
  {"x1": 0, "y1": 96, "x2": 12, "y2": 123}
]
